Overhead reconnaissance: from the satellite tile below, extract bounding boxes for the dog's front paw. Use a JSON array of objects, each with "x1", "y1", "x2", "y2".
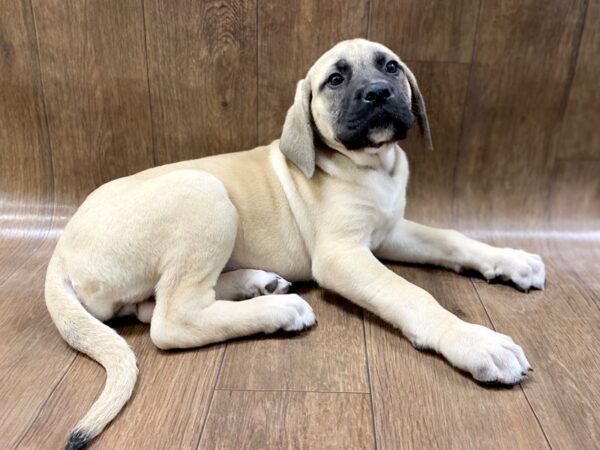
[
  {"x1": 440, "y1": 323, "x2": 531, "y2": 385},
  {"x1": 243, "y1": 270, "x2": 292, "y2": 298},
  {"x1": 270, "y1": 294, "x2": 316, "y2": 332},
  {"x1": 480, "y1": 248, "x2": 545, "y2": 291}
]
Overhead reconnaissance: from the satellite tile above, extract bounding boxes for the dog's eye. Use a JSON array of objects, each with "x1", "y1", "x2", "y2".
[
  {"x1": 385, "y1": 61, "x2": 400, "y2": 74},
  {"x1": 327, "y1": 73, "x2": 344, "y2": 86}
]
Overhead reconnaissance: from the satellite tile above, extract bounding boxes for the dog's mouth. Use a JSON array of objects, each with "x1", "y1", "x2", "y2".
[
  {"x1": 367, "y1": 127, "x2": 409, "y2": 148},
  {"x1": 336, "y1": 107, "x2": 414, "y2": 150}
]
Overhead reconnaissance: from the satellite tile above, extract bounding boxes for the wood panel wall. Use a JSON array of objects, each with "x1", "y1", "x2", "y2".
[
  {"x1": 1, "y1": 0, "x2": 598, "y2": 238},
  {"x1": 1, "y1": 3, "x2": 599, "y2": 449}
]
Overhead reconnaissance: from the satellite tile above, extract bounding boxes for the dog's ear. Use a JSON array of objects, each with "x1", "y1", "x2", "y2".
[
  {"x1": 280, "y1": 78, "x2": 315, "y2": 178},
  {"x1": 401, "y1": 62, "x2": 433, "y2": 151}
]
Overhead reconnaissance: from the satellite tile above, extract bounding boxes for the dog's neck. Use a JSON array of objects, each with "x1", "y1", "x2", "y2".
[
  {"x1": 314, "y1": 142, "x2": 402, "y2": 182},
  {"x1": 316, "y1": 141, "x2": 398, "y2": 175},
  {"x1": 340, "y1": 143, "x2": 398, "y2": 174}
]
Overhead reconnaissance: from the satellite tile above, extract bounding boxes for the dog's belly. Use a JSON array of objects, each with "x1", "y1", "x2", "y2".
[{"x1": 225, "y1": 217, "x2": 312, "y2": 281}]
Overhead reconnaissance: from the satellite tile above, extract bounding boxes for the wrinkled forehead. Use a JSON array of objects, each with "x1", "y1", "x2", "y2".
[{"x1": 307, "y1": 39, "x2": 400, "y2": 86}]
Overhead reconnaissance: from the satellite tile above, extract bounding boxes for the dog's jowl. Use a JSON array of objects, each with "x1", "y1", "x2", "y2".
[{"x1": 45, "y1": 39, "x2": 544, "y2": 449}]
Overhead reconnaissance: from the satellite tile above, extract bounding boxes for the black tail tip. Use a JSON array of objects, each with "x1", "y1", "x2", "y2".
[{"x1": 65, "y1": 429, "x2": 91, "y2": 450}]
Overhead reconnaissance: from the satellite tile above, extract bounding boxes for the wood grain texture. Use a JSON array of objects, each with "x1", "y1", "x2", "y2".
[
  {"x1": 1, "y1": 1, "x2": 599, "y2": 449},
  {"x1": 471, "y1": 239, "x2": 600, "y2": 450},
  {"x1": 18, "y1": 321, "x2": 224, "y2": 449},
  {"x1": 369, "y1": 0, "x2": 480, "y2": 62},
  {"x1": 32, "y1": 0, "x2": 154, "y2": 205},
  {"x1": 257, "y1": 0, "x2": 369, "y2": 143},
  {"x1": 548, "y1": 239, "x2": 600, "y2": 304},
  {"x1": 559, "y1": 0, "x2": 600, "y2": 159},
  {"x1": 365, "y1": 265, "x2": 548, "y2": 450},
  {"x1": 218, "y1": 285, "x2": 369, "y2": 392},
  {"x1": 401, "y1": 61, "x2": 470, "y2": 227},
  {"x1": 549, "y1": 160, "x2": 600, "y2": 230},
  {"x1": 0, "y1": 0, "x2": 53, "y2": 283},
  {"x1": 454, "y1": 0, "x2": 588, "y2": 228},
  {"x1": 199, "y1": 390, "x2": 375, "y2": 450},
  {"x1": 144, "y1": 0, "x2": 258, "y2": 164},
  {"x1": 0, "y1": 239, "x2": 74, "y2": 450},
  {"x1": 5, "y1": 238, "x2": 598, "y2": 449}
]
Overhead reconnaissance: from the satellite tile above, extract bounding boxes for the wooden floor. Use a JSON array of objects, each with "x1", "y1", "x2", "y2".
[{"x1": 1, "y1": 231, "x2": 599, "y2": 450}]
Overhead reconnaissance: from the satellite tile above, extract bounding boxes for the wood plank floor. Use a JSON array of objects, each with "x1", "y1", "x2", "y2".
[{"x1": 2, "y1": 234, "x2": 599, "y2": 449}]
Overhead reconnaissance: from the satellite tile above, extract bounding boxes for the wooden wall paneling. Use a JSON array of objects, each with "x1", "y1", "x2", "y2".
[
  {"x1": 32, "y1": 0, "x2": 154, "y2": 206},
  {"x1": 369, "y1": 0, "x2": 480, "y2": 63},
  {"x1": 0, "y1": 240, "x2": 75, "y2": 449},
  {"x1": 401, "y1": 62, "x2": 471, "y2": 227},
  {"x1": 217, "y1": 285, "x2": 369, "y2": 392},
  {"x1": 258, "y1": 0, "x2": 369, "y2": 143},
  {"x1": 1, "y1": 1, "x2": 598, "y2": 448},
  {"x1": 558, "y1": 0, "x2": 600, "y2": 159},
  {"x1": 199, "y1": 390, "x2": 375, "y2": 450},
  {"x1": 368, "y1": 0, "x2": 479, "y2": 227},
  {"x1": 454, "y1": 0, "x2": 588, "y2": 229},
  {"x1": 0, "y1": 0, "x2": 54, "y2": 283},
  {"x1": 549, "y1": 160, "x2": 600, "y2": 230},
  {"x1": 18, "y1": 323, "x2": 224, "y2": 449},
  {"x1": 365, "y1": 265, "x2": 548, "y2": 449},
  {"x1": 471, "y1": 241, "x2": 600, "y2": 449},
  {"x1": 144, "y1": 0, "x2": 258, "y2": 164}
]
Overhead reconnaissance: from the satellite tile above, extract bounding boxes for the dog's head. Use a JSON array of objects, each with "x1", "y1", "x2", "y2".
[{"x1": 280, "y1": 39, "x2": 433, "y2": 177}]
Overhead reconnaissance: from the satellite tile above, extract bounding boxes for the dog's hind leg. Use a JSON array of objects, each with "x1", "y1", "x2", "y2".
[
  {"x1": 114, "y1": 270, "x2": 292, "y2": 326},
  {"x1": 150, "y1": 286, "x2": 315, "y2": 350},
  {"x1": 148, "y1": 173, "x2": 314, "y2": 350}
]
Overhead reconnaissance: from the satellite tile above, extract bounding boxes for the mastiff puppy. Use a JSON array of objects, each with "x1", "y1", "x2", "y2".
[{"x1": 46, "y1": 39, "x2": 544, "y2": 449}]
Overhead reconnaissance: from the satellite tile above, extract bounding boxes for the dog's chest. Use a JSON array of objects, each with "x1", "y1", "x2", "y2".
[{"x1": 363, "y1": 156, "x2": 408, "y2": 250}]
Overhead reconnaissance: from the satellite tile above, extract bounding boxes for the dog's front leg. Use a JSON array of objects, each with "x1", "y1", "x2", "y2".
[
  {"x1": 375, "y1": 220, "x2": 545, "y2": 291},
  {"x1": 312, "y1": 243, "x2": 531, "y2": 384}
]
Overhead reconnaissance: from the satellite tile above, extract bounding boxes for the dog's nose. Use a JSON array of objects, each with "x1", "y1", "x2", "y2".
[{"x1": 363, "y1": 82, "x2": 393, "y2": 104}]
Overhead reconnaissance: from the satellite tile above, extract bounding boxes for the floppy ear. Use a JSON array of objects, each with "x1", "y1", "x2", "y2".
[
  {"x1": 280, "y1": 79, "x2": 315, "y2": 177},
  {"x1": 401, "y1": 62, "x2": 434, "y2": 151}
]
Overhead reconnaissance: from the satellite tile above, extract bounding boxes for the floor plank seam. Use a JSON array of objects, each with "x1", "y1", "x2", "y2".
[
  {"x1": 193, "y1": 343, "x2": 228, "y2": 450},
  {"x1": 517, "y1": 384, "x2": 554, "y2": 450},
  {"x1": 12, "y1": 353, "x2": 78, "y2": 450},
  {"x1": 468, "y1": 279, "x2": 498, "y2": 332},
  {"x1": 468, "y1": 279, "x2": 554, "y2": 450},
  {"x1": 213, "y1": 387, "x2": 371, "y2": 395},
  {"x1": 362, "y1": 310, "x2": 379, "y2": 450}
]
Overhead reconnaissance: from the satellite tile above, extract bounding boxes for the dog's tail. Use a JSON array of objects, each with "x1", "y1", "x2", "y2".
[{"x1": 45, "y1": 253, "x2": 138, "y2": 450}]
